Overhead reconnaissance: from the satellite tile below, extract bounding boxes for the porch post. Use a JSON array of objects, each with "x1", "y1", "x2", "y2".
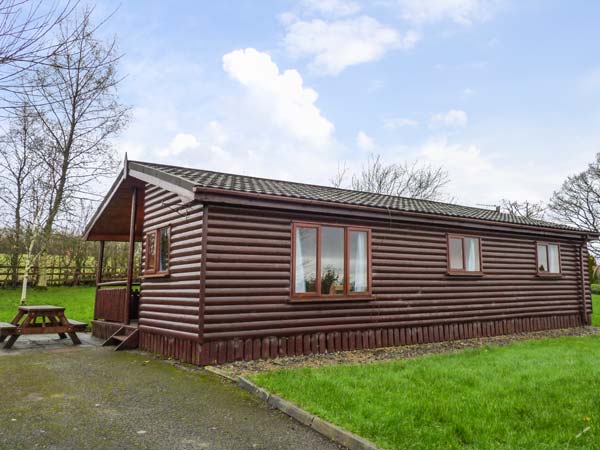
[
  {"x1": 94, "y1": 240, "x2": 105, "y2": 321},
  {"x1": 96, "y1": 240, "x2": 105, "y2": 286},
  {"x1": 125, "y1": 187, "x2": 138, "y2": 325}
]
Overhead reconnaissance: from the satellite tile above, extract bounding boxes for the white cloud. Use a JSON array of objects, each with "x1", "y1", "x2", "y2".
[
  {"x1": 299, "y1": 0, "x2": 361, "y2": 17},
  {"x1": 156, "y1": 121, "x2": 230, "y2": 159},
  {"x1": 422, "y1": 137, "x2": 490, "y2": 173},
  {"x1": 383, "y1": 117, "x2": 420, "y2": 129},
  {"x1": 114, "y1": 48, "x2": 345, "y2": 187},
  {"x1": 159, "y1": 133, "x2": 200, "y2": 157},
  {"x1": 430, "y1": 109, "x2": 469, "y2": 128},
  {"x1": 390, "y1": 0, "x2": 502, "y2": 26},
  {"x1": 356, "y1": 131, "x2": 375, "y2": 151},
  {"x1": 114, "y1": 49, "x2": 344, "y2": 187},
  {"x1": 222, "y1": 48, "x2": 334, "y2": 146},
  {"x1": 283, "y1": 16, "x2": 419, "y2": 75},
  {"x1": 417, "y1": 137, "x2": 581, "y2": 205},
  {"x1": 280, "y1": 1, "x2": 501, "y2": 77},
  {"x1": 462, "y1": 88, "x2": 476, "y2": 97},
  {"x1": 419, "y1": 138, "x2": 498, "y2": 202}
]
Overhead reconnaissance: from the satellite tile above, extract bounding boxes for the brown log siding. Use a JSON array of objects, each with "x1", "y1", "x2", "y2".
[
  {"x1": 201, "y1": 205, "x2": 590, "y2": 341},
  {"x1": 138, "y1": 184, "x2": 203, "y2": 342},
  {"x1": 139, "y1": 197, "x2": 592, "y2": 365}
]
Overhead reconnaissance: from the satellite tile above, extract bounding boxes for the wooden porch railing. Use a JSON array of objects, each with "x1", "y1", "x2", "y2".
[{"x1": 94, "y1": 281, "x2": 140, "y2": 323}]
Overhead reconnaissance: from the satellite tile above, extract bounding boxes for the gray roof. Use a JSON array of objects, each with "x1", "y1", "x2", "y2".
[{"x1": 130, "y1": 160, "x2": 589, "y2": 234}]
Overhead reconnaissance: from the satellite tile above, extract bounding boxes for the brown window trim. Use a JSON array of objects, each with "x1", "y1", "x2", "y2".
[
  {"x1": 447, "y1": 233, "x2": 484, "y2": 276},
  {"x1": 289, "y1": 295, "x2": 376, "y2": 303},
  {"x1": 535, "y1": 241, "x2": 562, "y2": 277},
  {"x1": 446, "y1": 271, "x2": 485, "y2": 277},
  {"x1": 143, "y1": 226, "x2": 171, "y2": 278},
  {"x1": 291, "y1": 222, "x2": 372, "y2": 302}
]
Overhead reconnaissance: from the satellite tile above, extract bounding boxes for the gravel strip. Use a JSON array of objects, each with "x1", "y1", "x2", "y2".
[{"x1": 217, "y1": 327, "x2": 600, "y2": 378}]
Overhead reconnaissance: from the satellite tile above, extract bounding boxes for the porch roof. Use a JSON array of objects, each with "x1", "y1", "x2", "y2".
[{"x1": 84, "y1": 168, "x2": 145, "y2": 241}]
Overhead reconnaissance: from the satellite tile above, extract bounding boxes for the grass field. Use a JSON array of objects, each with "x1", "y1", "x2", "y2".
[
  {"x1": 253, "y1": 335, "x2": 600, "y2": 450},
  {"x1": 0, "y1": 286, "x2": 95, "y2": 324}
]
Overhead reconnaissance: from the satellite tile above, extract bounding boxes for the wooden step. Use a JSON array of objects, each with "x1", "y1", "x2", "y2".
[
  {"x1": 102, "y1": 326, "x2": 139, "y2": 351},
  {"x1": 114, "y1": 329, "x2": 139, "y2": 351}
]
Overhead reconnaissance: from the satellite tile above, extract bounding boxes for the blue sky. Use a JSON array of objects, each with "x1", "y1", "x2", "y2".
[{"x1": 97, "y1": 0, "x2": 600, "y2": 206}]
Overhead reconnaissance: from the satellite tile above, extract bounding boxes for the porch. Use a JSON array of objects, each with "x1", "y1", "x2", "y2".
[
  {"x1": 84, "y1": 159, "x2": 145, "y2": 349},
  {"x1": 91, "y1": 244, "x2": 142, "y2": 349}
]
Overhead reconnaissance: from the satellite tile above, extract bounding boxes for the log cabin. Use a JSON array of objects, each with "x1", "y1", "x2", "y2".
[{"x1": 83, "y1": 157, "x2": 598, "y2": 365}]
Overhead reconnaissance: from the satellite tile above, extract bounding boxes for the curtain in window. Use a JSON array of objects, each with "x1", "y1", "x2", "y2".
[
  {"x1": 350, "y1": 231, "x2": 367, "y2": 292},
  {"x1": 295, "y1": 227, "x2": 317, "y2": 293},
  {"x1": 537, "y1": 244, "x2": 548, "y2": 272},
  {"x1": 449, "y1": 237, "x2": 463, "y2": 270},
  {"x1": 295, "y1": 229, "x2": 306, "y2": 293},
  {"x1": 548, "y1": 244, "x2": 560, "y2": 273},
  {"x1": 465, "y1": 238, "x2": 480, "y2": 271}
]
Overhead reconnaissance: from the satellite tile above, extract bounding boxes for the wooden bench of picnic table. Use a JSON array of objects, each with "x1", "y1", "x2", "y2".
[
  {"x1": 67, "y1": 319, "x2": 87, "y2": 332},
  {"x1": 0, "y1": 322, "x2": 17, "y2": 335},
  {"x1": 0, "y1": 305, "x2": 87, "y2": 349}
]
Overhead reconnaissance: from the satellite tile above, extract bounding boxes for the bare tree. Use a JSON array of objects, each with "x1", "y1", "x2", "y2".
[
  {"x1": 332, "y1": 154, "x2": 450, "y2": 201},
  {"x1": 500, "y1": 199, "x2": 546, "y2": 220},
  {"x1": 19, "y1": 162, "x2": 51, "y2": 302},
  {"x1": 0, "y1": 103, "x2": 43, "y2": 286},
  {"x1": 330, "y1": 162, "x2": 348, "y2": 188},
  {"x1": 549, "y1": 153, "x2": 600, "y2": 255},
  {"x1": 53, "y1": 198, "x2": 97, "y2": 285},
  {"x1": 548, "y1": 158, "x2": 600, "y2": 232},
  {"x1": 19, "y1": 8, "x2": 128, "y2": 288},
  {"x1": 0, "y1": 0, "x2": 78, "y2": 107}
]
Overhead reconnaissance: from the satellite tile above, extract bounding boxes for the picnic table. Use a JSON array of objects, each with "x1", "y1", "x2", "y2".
[{"x1": 0, "y1": 305, "x2": 87, "y2": 349}]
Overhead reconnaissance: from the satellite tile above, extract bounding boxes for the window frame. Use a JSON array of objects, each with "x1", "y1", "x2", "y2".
[
  {"x1": 144, "y1": 226, "x2": 171, "y2": 278},
  {"x1": 446, "y1": 233, "x2": 484, "y2": 276},
  {"x1": 291, "y1": 221, "x2": 373, "y2": 302},
  {"x1": 535, "y1": 241, "x2": 562, "y2": 277}
]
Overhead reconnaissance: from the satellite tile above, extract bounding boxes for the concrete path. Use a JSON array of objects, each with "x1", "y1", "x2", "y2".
[
  {"x1": 0, "y1": 332, "x2": 101, "y2": 354},
  {"x1": 0, "y1": 339, "x2": 343, "y2": 450}
]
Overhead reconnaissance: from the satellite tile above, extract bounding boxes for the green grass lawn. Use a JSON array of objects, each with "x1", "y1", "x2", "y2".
[
  {"x1": 593, "y1": 293, "x2": 600, "y2": 326},
  {"x1": 253, "y1": 335, "x2": 600, "y2": 449},
  {"x1": 0, "y1": 286, "x2": 95, "y2": 324}
]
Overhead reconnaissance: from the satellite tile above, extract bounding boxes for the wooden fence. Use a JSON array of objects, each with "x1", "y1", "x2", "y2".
[{"x1": 0, "y1": 263, "x2": 137, "y2": 287}]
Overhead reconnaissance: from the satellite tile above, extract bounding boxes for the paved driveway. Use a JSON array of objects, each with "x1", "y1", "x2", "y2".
[{"x1": 0, "y1": 339, "x2": 342, "y2": 450}]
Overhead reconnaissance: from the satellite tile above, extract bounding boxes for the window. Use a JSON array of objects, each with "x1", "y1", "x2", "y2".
[
  {"x1": 537, "y1": 242, "x2": 561, "y2": 275},
  {"x1": 293, "y1": 223, "x2": 371, "y2": 299},
  {"x1": 447, "y1": 234, "x2": 482, "y2": 274},
  {"x1": 145, "y1": 227, "x2": 170, "y2": 275}
]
